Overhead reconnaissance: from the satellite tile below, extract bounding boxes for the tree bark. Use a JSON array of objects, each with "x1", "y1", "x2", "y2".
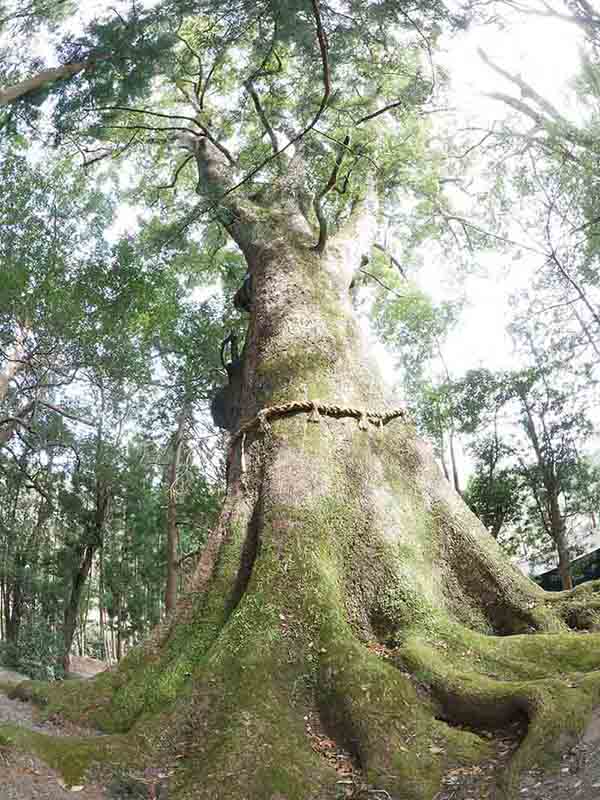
[
  {"x1": 518, "y1": 389, "x2": 573, "y2": 589},
  {"x1": 550, "y1": 492, "x2": 573, "y2": 590},
  {"x1": 164, "y1": 405, "x2": 188, "y2": 615},
  {"x1": 62, "y1": 542, "x2": 95, "y2": 671},
  {"x1": 0, "y1": 335, "x2": 27, "y2": 402},
  {"x1": 62, "y1": 479, "x2": 110, "y2": 671},
  {"x1": 448, "y1": 428, "x2": 462, "y2": 496},
  {"x1": 0, "y1": 62, "x2": 87, "y2": 107}
]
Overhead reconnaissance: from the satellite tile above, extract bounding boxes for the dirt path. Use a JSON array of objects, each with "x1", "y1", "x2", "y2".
[
  {"x1": 0, "y1": 670, "x2": 109, "y2": 800},
  {"x1": 434, "y1": 712, "x2": 600, "y2": 800}
]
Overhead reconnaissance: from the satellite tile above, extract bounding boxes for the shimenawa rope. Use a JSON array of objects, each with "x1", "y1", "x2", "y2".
[{"x1": 231, "y1": 399, "x2": 407, "y2": 460}]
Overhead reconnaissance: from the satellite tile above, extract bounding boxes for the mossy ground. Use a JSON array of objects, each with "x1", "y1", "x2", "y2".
[{"x1": 0, "y1": 723, "x2": 138, "y2": 788}]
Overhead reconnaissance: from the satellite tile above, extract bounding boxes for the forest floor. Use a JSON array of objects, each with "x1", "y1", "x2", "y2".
[
  {"x1": 431, "y1": 711, "x2": 600, "y2": 800},
  {"x1": 0, "y1": 668, "x2": 108, "y2": 800},
  {"x1": 2, "y1": 667, "x2": 600, "y2": 800}
]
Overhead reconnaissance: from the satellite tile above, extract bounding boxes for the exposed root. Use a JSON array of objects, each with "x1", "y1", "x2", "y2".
[
  {"x1": 397, "y1": 626, "x2": 600, "y2": 796},
  {"x1": 318, "y1": 634, "x2": 493, "y2": 800},
  {"x1": 542, "y1": 582, "x2": 600, "y2": 631},
  {"x1": 0, "y1": 722, "x2": 139, "y2": 789}
]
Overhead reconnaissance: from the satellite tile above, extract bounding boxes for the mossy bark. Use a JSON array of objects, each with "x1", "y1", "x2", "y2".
[{"x1": 6, "y1": 164, "x2": 600, "y2": 800}]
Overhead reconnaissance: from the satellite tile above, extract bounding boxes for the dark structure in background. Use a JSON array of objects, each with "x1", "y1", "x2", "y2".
[{"x1": 534, "y1": 546, "x2": 600, "y2": 591}]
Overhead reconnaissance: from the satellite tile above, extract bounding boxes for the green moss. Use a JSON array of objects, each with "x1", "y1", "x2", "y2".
[
  {"x1": 398, "y1": 627, "x2": 600, "y2": 794},
  {"x1": 318, "y1": 631, "x2": 493, "y2": 800},
  {"x1": 0, "y1": 723, "x2": 139, "y2": 787}
]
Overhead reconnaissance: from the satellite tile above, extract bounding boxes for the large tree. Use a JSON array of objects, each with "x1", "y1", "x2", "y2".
[{"x1": 3, "y1": 2, "x2": 600, "y2": 800}]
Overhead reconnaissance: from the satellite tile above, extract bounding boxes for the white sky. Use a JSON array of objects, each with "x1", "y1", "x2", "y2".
[{"x1": 419, "y1": 13, "x2": 583, "y2": 375}]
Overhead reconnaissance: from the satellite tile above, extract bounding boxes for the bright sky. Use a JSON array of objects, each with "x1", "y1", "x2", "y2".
[
  {"x1": 389, "y1": 11, "x2": 588, "y2": 504},
  {"x1": 420, "y1": 13, "x2": 583, "y2": 376}
]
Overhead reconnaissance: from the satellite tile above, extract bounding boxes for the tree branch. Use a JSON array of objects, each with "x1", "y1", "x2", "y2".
[
  {"x1": 156, "y1": 154, "x2": 195, "y2": 191},
  {"x1": 200, "y1": 0, "x2": 332, "y2": 206},
  {"x1": 359, "y1": 268, "x2": 407, "y2": 299},
  {"x1": 478, "y1": 48, "x2": 568, "y2": 125},
  {"x1": 357, "y1": 98, "x2": 405, "y2": 126},
  {"x1": 36, "y1": 401, "x2": 95, "y2": 427},
  {"x1": 373, "y1": 242, "x2": 407, "y2": 279},
  {"x1": 244, "y1": 79, "x2": 280, "y2": 156},
  {"x1": 0, "y1": 62, "x2": 88, "y2": 107},
  {"x1": 313, "y1": 134, "x2": 349, "y2": 253}
]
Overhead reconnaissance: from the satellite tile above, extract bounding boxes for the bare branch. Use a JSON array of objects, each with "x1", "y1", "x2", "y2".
[
  {"x1": 244, "y1": 79, "x2": 279, "y2": 156},
  {"x1": 356, "y1": 98, "x2": 405, "y2": 126},
  {"x1": 156, "y1": 154, "x2": 195, "y2": 191},
  {"x1": 313, "y1": 134, "x2": 349, "y2": 253},
  {"x1": 359, "y1": 268, "x2": 407, "y2": 299},
  {"x1": 373, "y1": 242, "x2": 407, "y2": 279},
  {"x1": 92, "y1": 104, "x2": 204, "y2": 129},
  {"x1": 36, "y1": 401, "x2": 95, "y2": 427}
]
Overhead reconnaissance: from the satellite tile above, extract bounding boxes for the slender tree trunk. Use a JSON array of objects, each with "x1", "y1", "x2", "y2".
[
  {"x1": 437, "y1": 426, "x2": 451, "y2": 482},
  {"x1": 518, "y1": 390, "x2": 573, "y2": 589},
  {"x1": 63, "y1": 482, "x2": 110, "y2": 669},
  {"x1": 165, "y1": 405, "x2": 188, "y2": 614},
  {"x1": 63, "y1": 543, "x2": 95, "y2": 671},
  {"x1": 0, "y1": 62, "x2": 88, "y2": 107},
  {"x1": 549, "y1": 491, "x2": 573, "y2": 590},
  {"x1": 448, "y1": 428, "x2": 462, "y2": 496}
]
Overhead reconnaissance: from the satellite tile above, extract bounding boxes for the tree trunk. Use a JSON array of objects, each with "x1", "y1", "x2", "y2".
[
  {"x1": 550, "y1": 493, "x2": 573, "y2": 590},
  {"x1": 62, "y1": 477, "x2": 110, "y2": 670},
  {"x1": 0, "y1": 63, "x2": 88, "y2": 107},
  {"x1": 62, "y1": 543, "x2": 95, "y2": 672},
  {"x1": 518, "y1": 392, "x2": 573, "y2": 590},
  {"x1": 164, "y1": 405, "x2": 187, "y2": 614},
  {"x1": 0, "y1": 333, "x2": 27, "y2": 402},
  {"x1": 32, "y1": 161, "x2": 600, "y2": 800},
  {"x1": 448, "y1": 427, "x2": 462, "y2": 496}
]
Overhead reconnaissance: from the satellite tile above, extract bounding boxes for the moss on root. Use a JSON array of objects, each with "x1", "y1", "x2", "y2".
[
  {"x1": 399, "y1": 627, "x2": 600, "y2": 794},
  {"x1": 319, "y1": 634, "x2": 493, "y2": 800},
  {"x1": 0, "y1": 723, "x2": 139, "y2": 788}
]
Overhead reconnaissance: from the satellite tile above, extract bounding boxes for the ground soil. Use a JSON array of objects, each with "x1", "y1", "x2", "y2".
[
  {"x1": 2, "y1": 667, "x2": 600, "y2": 799},
  {"x1": 0, "y1": 668, "x2": 109, "y2": 800},
  {"x1": 433, "y1": 711, "x2": 600, "y2": 800}
]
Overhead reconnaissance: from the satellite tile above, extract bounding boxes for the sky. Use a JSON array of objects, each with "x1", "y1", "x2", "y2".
[{"x1": 421, "y1": 12, "x2": 583, "y2": 376}]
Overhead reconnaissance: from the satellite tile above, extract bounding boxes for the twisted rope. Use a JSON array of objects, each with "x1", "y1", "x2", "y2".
[{"x1": 231, "y1": 400, "x2": 408, "y2": 445}]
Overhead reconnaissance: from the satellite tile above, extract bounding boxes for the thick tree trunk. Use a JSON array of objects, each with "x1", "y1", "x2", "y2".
[
  {"x1": 0, "y1": 334, "x2": 27, "y2": 402},
  {"x1": 22, "y1": 168, "x2": 600, "y2": 800}
]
